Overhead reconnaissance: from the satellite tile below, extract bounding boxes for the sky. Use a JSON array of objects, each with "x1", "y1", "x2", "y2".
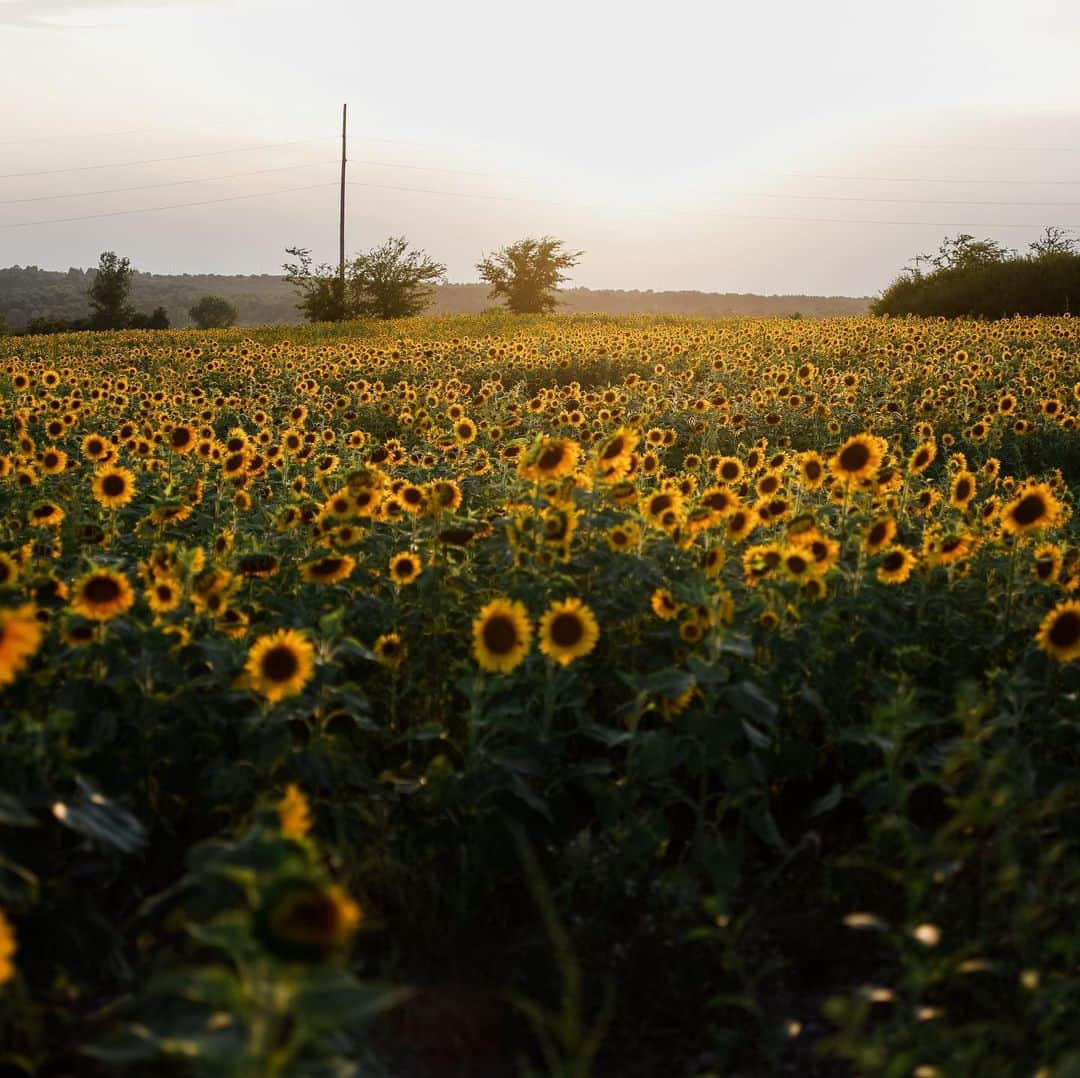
[{"x1": 3, "y1": 0, "x2": 1080, "y2": 296}]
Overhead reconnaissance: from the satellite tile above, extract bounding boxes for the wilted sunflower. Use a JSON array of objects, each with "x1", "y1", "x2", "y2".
[
  {"x1": 1035, "y1": 599, "x2": 1080, "y2": 663},
  {"x1": 92, "y1": 466, "x2": 136, "y2": 509},
  {"x1": 301, "y1": 554, "x2": 355, "y2": 585},
  {"x1": 71, "y1": 569, "x2": 135, "y2": 621},
  {"x1": 0, "y1": 605, "x2": 44, "y2": 689},
  {"x1": 388, "y1": 551, "x2": 422, "y2": 586},
  {"x1": 1001, "y1": 483, "x2": 1063, "y2": 537},
  {"x1": 877, "y1": 546, "x2": 918, "y2": 585},
  {"x1": 472, "y1": 597, "x2": 531, "y2": 674},
  {"x1": 245, "y1": 628, "x2": 315, "y2": 703},
  {"x1": 830, "y1": 434, "x2": 886, "y2": 484},
  {"x1": 538, "y1": 598, "x2": 599, "y2": 666}
]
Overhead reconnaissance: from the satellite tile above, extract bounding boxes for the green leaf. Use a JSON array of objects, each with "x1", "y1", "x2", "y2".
[
  {"x1": 52, "y1": 780, "x2": 147, "y2": 855},
  {"x1": 292, "y1": 976, "x2": 411, "y2": 1028}
]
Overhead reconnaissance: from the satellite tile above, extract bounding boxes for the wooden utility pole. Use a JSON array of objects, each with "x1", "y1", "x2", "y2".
[{"x1": 339, "y1": 103, "x2": 347, "y2": 319}]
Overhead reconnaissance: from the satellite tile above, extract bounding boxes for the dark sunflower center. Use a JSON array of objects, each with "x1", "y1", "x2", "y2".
[
  {"x1": 225, "y1": 453, "x2": 245, "y2": 472},
  {"x1": 550, "y1": 612, "x2": 584, "y2": 647},
  {"x1": 1035, "y1": 558, "x2": 1055, "y2": 579},
  {"x1": 786, "y1": 555, "x2": 808, "y2": 574},
  {"x1": 312, "y1": 558, "x2": 344, "y2": 577},
  {"x1": 650, "y1": 494, "x2": 673, "y2": 515},
  {"x1": 805, "y1": 461, "x2": 822, "y2": 479},
  {"x1": 838, "y1": 443, "x2": 871, "y2": 472},
  {"x1": 1011, "y1": 494, "x2": 1047, "y2": 526},
  {"x1": 262, "y1": 645, "x2": 300, "y2": 682},
  {"x1": 538, "y1": 447, "x2": 565, "y2": 470},
  {"x1": 155, "y1": 584, "x2": 173, "y2": 601},
  {"x1": 102, "y1": 474, "x2": 125, "y2": 496},
  {"x1": 913, "y1": 450, "x2": 929, "y2": 468},
  {"x1": 869, "y1": 523, "x2": 888, "y2": 546},
  {"x1": 1049, "y1": 611, "x2": 1080, "y2": 648},
  {"x1": 601, "y1": 437, "x2": 625, "y2": 460},
  {"x1": 170, "y1": 428, "x2": 191, "y2": 449},
  {"x1": 33, "y1": 505, "x2": 57, "y2": 519},
  {"x1": 720, "y1": 462, "x2": 739, "y2": 479},
  {"x1": 955, "y1": 480, "x2": 971, "y2": 501},
  {"x1": 883, "y1": 552, "x2": 904, "y2": 571},
  {"x1": 482, "y1": 615, "x2": 518, "y2": 655},
  {"x1": 84, "y1": 576, "x2": 121, "y2": 603}
]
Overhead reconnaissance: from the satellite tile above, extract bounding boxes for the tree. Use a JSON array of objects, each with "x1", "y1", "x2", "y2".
[
  {"x1": 88, "y1": 251, "x2": 135, "y2": 330},
  {"x1": 348, "y1": 236, "x2": 445, "y2": 319},
  {"x1": 284, "y1": 238, "x2": 445, "y2": 322},
  {"x1": 130, "y1": 306, "x2": 170, "y2": 330},
  {"x1": 189, "y1": 295, "x2": 239, "y2": 329},
  {"x1": 476, "y1": 237, "x2": 583, "y2": 314},
  {"x1": 0, "y1": 313, "x2": 8, "y2": 337},
  {"x1": 283, "y1": 247, "x2": 346, "y2": 323},
  {"x1": 1029, "y1": 226, "x2": 1077, "y2": 258}
]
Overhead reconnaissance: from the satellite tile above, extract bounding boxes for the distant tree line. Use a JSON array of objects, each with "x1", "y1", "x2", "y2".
[{"x1": 872, "y1": 227, "x2": 1080, "y2": 318}]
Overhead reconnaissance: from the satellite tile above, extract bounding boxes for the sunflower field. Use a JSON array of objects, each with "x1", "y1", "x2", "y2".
[{"x1": 0, "y1": 312, "x2": 1078, "y2": 1076}]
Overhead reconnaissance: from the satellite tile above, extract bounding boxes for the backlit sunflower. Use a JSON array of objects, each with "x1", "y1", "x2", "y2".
[
  {"x1": 0, "y1": 606, "x2": 44, "y2": 689},
  {"x1": 877, "y1": 546, "x2": 918, "y2": 585},
  {"x1": 830, "y1": 434, "x2": 887, "y2": 485},
  {"x1": 71, "y1": 569, "x2": 135, "y2": 621},
  {"x1": 257, "y1": 879, "x2": 361, "y2": 961},
  {"x1": 949, "y1": 470, "x2": 976, "y2": 511},
  {"x1": 538, "y1": 597, "x2": 599, "y2": 666},
  {"x1": 301, "y1": 554, "x2": 356, "y2": 585},
  {"x1": 1035, "y1": 599, "x2": 1080, "y2": 663},
  {"x1": 521, "y1": 437, "x2": 581, "y2": 481},
  {"x1": 1001, "y1": 483, "x2": 1063, "y2": 537},
  {"x1": 373, "y1": 631, "x2": 405, "y2": 668},
  {"x1": 388, "y1": 551, "x2": 422, "y2": 586},
  {"x1": 245, "y1": 628, "x2": 315, "y2": 703},
  {"x1": 92, "y1": 466, "x2": 136, "y2": 509},
  {"x1": 472, "y1": 597, "x2": 531, "y2": 674}
]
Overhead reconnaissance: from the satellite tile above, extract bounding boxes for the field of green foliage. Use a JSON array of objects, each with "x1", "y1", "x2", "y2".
[{"x1": 0, "y1": 312, "x2": 1077, "y2": 1076}]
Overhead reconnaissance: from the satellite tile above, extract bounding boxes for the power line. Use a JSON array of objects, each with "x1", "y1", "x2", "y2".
[
  {"x1": 0, "y1": 161, "x2": 340, "y2": 205},
  {"x1": 734, "y1": 191, "x2": 1080, "y2": 208},
  {"x1": 0, "y1": 182, "x2": 339, "y2": 230},
  {"x1": 0, "y1": 126, "x2": 158, "y2": 147},
  {"x1": 783, "y1": 171, "x2": 1080, "y2": 186},
  {"x1": 0, "y1": 139, "x2": 335, "y2": 180}
]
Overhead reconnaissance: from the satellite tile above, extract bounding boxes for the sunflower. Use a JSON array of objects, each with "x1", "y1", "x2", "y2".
[
  {"x1": 865, "y1": 517, "x2": 897, "y2": 555},
  {"x1": 949, "y1": 470, "x2": 977, "y2": 511},
  {"x1": 877, "y1": 546, "x2": 918, "y2": 585},
  {"x1": 71, "y1": 569, "x2": 135, "y2": 621},
  {"x1": 167, "y1": 424, "x2": 197, "y2": 454},
  {"x1": 907, "y1": 440, "x2": 937, "y2": 476},
  {"x1": 650, "y1": 587, "x2": 681, "y2": 620},
  {"x1": 257, "y1": 879, "x2": 361, "y2": 961},
  {"x1": 472, "y1": 597, "x2": 532, "y2": 674},
  {"x1": 81, "y1": 433, "x2": 110, "y2": 462},
  {"x1": 607, "y1": 521, "x2": 640, "y2": 552},
  {"x1": 146, "y1": 576, "x2": 183, "y2": 614},
  {"x1": 40, "y1": 448, "x2": 67, "y2": 475},
  {"x1": 1035, "y1": 599, "x2": 1080, "y2": 663},
  {"x1": 0, "y1": 908, "x2": 15, "y2": 986},
  {"x1": 0, "y1": 606, "x2": 44, "y2": 689},
  {"x1": 830, "y1": 433, "x2": 886, "y2": 485},
  {"x1": 538, "y1": 598, "x2": 599, "y2": 666},
  {"x1": 388, "y1": 551, "x2": 422, "y2": 586},
  {"x1": 245, "y1": 628, "x2": 315, "y2": 703},
  {"x1": 279, "y1": 783, "x2": 312, "y2": 839},
  {"x1": 726, "y1": 508, "x2": 756, "y2": 543},
  {"x1": 521, "y1": 437, "x2": 581, "y2": 481},
  {"x1": 301, "y1": 554, "x2": 356, "y2": 585},
  {"x1": 797, "y1": 451, "x2": 827, "y2": 491},
  {"x1": 92, "y1": 466, "x2": 136, "y2": 509},
  {"x1": 713, "y1": 456, "x2": 744, "y2": 484},
  {"x1": 595, "y1": 428, "x2": 639, "y2": 480},
  {"x1": 1001, "y1": 483, "x2": 1063, "y2": 537},
  {"x1": 373, "y1": 631, "x2": 405, "y2": 668},
  {"x1": 28, "y1": 502, "x2": 64, "y2": 529},
  {"x1": 1032, "y1": 543, "x2": 1063, "y2": 584},
  {"x1": 0, "y1": 553, "x2": 19, "y2": 590}
]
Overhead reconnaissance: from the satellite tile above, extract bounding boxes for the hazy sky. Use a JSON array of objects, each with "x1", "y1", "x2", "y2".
[{"x1": 3, "y1": 0, "x2": 1080, "y2": 296}]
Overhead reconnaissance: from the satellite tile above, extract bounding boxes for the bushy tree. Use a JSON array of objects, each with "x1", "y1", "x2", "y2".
[
  {"x1": 130, "y1": 306, "x2": 170, "y2": 330},
  {"x1": 189, "y1": 295, "x2": 239, "y2": 329},
  {"x1": 284, "y1": 238, "x2": 445, "y2": 323},
  {"x1": 476, "y1": 237, "x2": 583, "y2": 314},
  {"x1": 88, "y1": 251, "x2": 135, "y2": 330},
  {"x1": 283, "y1": 247, "x2": 346, "y2": 323},
  {"x1": 348, "y1": 236, "x2": 445, "y2": 319},
  {"x1": 873, "y1": 229, "x2": 1080, "y2": 318}
]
